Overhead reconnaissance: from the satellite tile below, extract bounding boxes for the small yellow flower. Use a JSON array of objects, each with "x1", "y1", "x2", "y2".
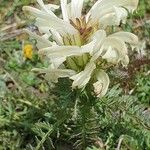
[{"x1": 23, "y1": 44, "x2": 33, "y2": 59}]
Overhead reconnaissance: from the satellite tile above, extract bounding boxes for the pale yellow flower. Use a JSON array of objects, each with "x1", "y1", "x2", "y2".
[{"x1": 23, "y1": 0, "x2": 139, "y2": 97}]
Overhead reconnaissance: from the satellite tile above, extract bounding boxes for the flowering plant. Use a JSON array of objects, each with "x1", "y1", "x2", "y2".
[{"x1": 23, "y1": 0, "x2": 138, "y2": 97}]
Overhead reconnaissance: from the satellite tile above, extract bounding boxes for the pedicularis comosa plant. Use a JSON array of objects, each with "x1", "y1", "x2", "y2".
[{"x1": 23, "y1": 0, "x2": 139, "y2": 147}]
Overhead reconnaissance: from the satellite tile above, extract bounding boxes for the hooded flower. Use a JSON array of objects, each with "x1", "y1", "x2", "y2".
[{"x1": 23, "y1": 0, "x2": 138, "y2": 97}]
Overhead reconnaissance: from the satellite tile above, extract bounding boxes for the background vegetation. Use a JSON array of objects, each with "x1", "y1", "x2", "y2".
[{"x1": 0, "y1": 0, "x2": 150, "y2": 149}]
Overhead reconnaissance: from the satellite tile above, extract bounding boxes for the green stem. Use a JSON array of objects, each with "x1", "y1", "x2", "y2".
[
  {"x1": 78, "y1": 88, "x2": 95, "y2": 149},
  {"x1": 81, "y1": 102, "x2": 89, "y2": 149}
]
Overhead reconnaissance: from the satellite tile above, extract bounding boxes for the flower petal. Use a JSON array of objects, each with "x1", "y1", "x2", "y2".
[
  {"x1": 91, "y1": 31, "x2": 131, "y2": 64},
  {"x1": 93, "y1": 70, "x2": 110, "y2": 97},
  {"x1": 87, "y1": 0, "x2": 138, "y2": 25},
  {"x1": 98, "y1": 7, "x2": 128, "y2": 28},
  {"x1": 36, "y1": 0, "x2": 56, "y2": 17},
  {"x1": 102, "y1": 37, "x2": 128, "y2": 57},
  {"x1": 114, "y1": 6, "x2": 128, "y2": 24},
  {"x1": 71, "y1": 0, "x2": 83, "y2": 19},
  {"x1": 121, "y1": 55, "x2": 129, "y2": 66},
  {"x1": 109, "y1": 32, "x2": 138, "y2": 45},
  {"x1": 23, "y1": 6, "x2": 78, "y2": 35},
  {"x1": 37, "y1": 26, "x2": 51, "y2": 36},
  {"x1": 49, "y1": 56, "x2": 66, "y2": 69},
  {"x1": 102, "y1": 46, "x2": 119, "y2": 64},
  {"x1": 50, "y1": 29, "x2": 63, "y2": 45},
  {"x1": 39, "y1": 46, "x2": 79, "y2": 57},
  {"x1": 91, "y1": 30, "x2": 106, "y2": 60},
  {"x1": 61, "y1": 0, "x2": 69, "y2": 22},
  {"x1": 45, "y1": 4, "x2": 60, "y2": 10},
  {"x1": 24, "y1": 29, "x2": 53, "y2": 49},
  {"x1": 32, "y1": 67, "x2": 76, "y2": 83},
  {"x1": 39, "y1": 41, "x2": 95, "y2": 58},
  {"x1": 70, "y1": 62, "x2": 96, "y2": 88}
]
